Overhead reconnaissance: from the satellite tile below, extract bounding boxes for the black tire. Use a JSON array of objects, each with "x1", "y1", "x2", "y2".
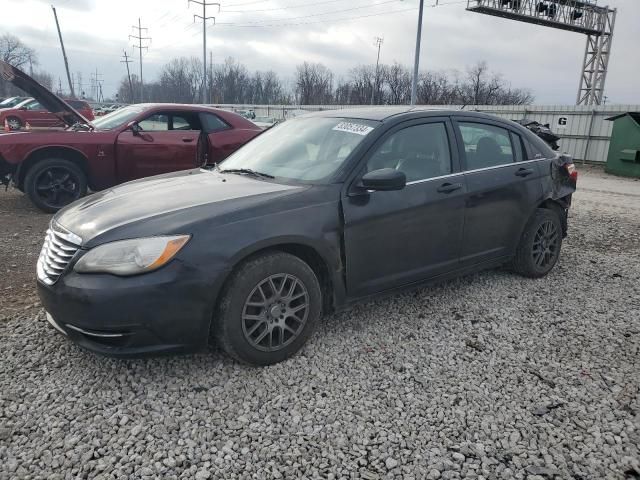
[
  {"x1": 214, "y1": 252, "x2": 322, "y2": 366},
  {"x1": 6, "y1": 116, "x2": 22, "y2": 130},
  {"x1": 511, "y1": 208, "x2": 563, "y2": 278},
  {"x1": 24, "y1": 158, "x2": 88, "y2": 213}
]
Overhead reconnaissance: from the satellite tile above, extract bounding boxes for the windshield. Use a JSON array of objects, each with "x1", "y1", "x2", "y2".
[
  {"x1": 92, "y1": 105, "x2": 146, "y2": 130},
  {"x1": 0, "y1": 97, "x2": 19, "y2": 107},
  {"x1": 1, "y1": 97, "x2": 30, "y2": 109},
  {"x1": 220, "y1": 117, "x2": 379, "y2": 183}
]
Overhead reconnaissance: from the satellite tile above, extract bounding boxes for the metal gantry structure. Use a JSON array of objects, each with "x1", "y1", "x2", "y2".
[{"x1": 466, "y1": 0, "x2": 617, "y2": 105}]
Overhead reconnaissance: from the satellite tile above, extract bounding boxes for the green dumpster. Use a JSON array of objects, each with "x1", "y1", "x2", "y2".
[{"x1": 605, "y1": 112, "x2": 640, "y2": 178}]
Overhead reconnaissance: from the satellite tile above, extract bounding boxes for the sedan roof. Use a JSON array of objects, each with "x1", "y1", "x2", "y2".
[{"x1": 301, "y1": 106, "x2": 502, "y2": 122}]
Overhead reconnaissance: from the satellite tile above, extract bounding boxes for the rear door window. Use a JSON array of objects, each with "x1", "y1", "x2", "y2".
[{"x1": 458, "y1": 122, "x2": 515, "y2": 170}]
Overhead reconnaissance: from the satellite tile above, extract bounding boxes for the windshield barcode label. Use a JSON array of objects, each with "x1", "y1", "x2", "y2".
[{"x1": 332, "y1": 122, "x2": 374, "y2": 136}]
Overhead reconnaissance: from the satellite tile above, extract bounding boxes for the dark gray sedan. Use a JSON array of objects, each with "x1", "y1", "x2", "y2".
[{"x1": 37, "y1": 108, "x2": 577, "y2": 365}]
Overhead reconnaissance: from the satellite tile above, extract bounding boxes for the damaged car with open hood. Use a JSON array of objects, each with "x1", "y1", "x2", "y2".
[{"x1": 0, "y1": 61, "x2": 261, "y2": 212}]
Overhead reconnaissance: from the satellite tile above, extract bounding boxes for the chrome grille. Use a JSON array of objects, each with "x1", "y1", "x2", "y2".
[{"x1": 37, "y1": 223, "x2": 82, "y2": 285}]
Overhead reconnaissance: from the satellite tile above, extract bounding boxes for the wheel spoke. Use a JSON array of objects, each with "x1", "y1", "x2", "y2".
[
  {"x1": 253, "y1": 327, "x2": 270, "y2": 346},
  {"x1": 246, "y1": 320, "x2": 265, "y2": 337}
]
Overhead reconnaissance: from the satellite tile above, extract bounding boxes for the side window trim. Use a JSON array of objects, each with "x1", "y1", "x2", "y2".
[{"x1": 509, "y1": 131, "x2": 524, "y2": 162}]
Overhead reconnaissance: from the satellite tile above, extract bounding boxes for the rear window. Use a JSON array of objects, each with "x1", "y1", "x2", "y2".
[{"x1": 67, "y1": 100, "x2": 90, "y2": 110}]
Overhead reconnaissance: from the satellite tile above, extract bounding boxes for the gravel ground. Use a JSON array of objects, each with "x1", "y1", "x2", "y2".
[{"x1": 1, "y1": 166, "x2": 639, "y2": 480}]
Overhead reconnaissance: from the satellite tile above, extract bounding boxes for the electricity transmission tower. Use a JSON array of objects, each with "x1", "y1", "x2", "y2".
[
  {"x1": 188, "y1": 0, "x2": 220, "y2": 104},
  {"x1": 466, "y1": 0, "x2": 617, "y2": 106},
  {"x1": 120, "y1": 50, "x2": 134, "y2": 104},
  {"x1": 129, "y1": 18, "x2": 151, "y2": 103},
  {"x1": 371, "y1": 36, "x2": 384, "y2": 105}
]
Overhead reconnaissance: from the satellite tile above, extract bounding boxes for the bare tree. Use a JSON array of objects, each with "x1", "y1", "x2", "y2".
[
  {"x1": 0, "y1": 34, "x2": 37, "y2": 69},
  {"x1": 384, "y1": 62, "x2": 411, "y2": 105},
  {"x1": 295, "y1": 62, "x2": 333, "y2": 105},
  {"x1": 0, "y1": 35, "x2": 40, "y2": 97}
]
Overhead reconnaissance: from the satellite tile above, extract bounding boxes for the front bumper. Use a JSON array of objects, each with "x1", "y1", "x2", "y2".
[{"x1": 37, "y1": 261, "x2": 228, "y2": 357}]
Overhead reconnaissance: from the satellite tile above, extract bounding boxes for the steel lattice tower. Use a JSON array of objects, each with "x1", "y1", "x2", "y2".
[{"x1": 466, "y1": 0, "x2": 617, "y2": 105}]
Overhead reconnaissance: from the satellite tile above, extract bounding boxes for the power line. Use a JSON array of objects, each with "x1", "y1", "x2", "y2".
[
  {"x1": 215, "y1": 6, "x2": 417, "y2": 27},
  {"x1": 129, "y1": 18, "x2": 151, "y2": 103},
  {"x1": 215, "y1": 0, "x2": 466, "y2": 28},
  {"x1": 217, "y1": 0, "x2": 403, "y2": 25},
  {"x1": 222, "y1": 0, "x2": 371, "y2": 13}
]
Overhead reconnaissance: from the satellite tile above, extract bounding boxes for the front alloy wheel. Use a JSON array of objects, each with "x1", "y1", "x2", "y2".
[
  {"x1": 215, "y1": 252, "x2": 322, "y2": 365},
  {"x1": 242, "y1": 273, "x2": 310, "y2": 352}
]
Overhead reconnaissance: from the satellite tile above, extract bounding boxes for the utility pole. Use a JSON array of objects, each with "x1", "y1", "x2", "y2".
[
  {"x1": 130, "y1": 18, "x2": 151, "y2": 103},
  {"x1": 121, "y1": 50, "x2": 134, "y2": 104},
  {"x1": 209, "y1": 50, "x2": 213, "y2": 103},
  {"x1": 410, "y1": 0, "x2": 425, "y2": 106},
  {"x1": 91, "y1": 68, "x2": 103, "y2": 101},
  {"x1": 51, "y1": 6, "x2": 75, "y2": 98},
  {"x1": 370, "y1": 36, "x2": 384, "y2": 105},
  {"x1": 189, "y1": 0, "x2": 219, "y2": 104}
]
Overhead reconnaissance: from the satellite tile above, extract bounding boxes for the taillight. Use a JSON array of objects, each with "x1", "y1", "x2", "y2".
[{"x1": 565, "y1": 163, "x2": 578, "y2": 182}]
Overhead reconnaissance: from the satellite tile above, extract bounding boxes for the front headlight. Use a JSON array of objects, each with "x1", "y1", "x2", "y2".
[{"x1": 74, "y1": 235, "x2": 190, "y2": 276}]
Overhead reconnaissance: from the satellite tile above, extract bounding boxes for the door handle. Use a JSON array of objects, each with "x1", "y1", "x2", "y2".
[
  {"x1": 515, "y1": 168, "x2": 534, "y2": 177},
  {"x1": 181, "y1": 137, "x2": 194, "y2": 143},
  {"x1": 437, "y1": 182, "x2": 463, "y2": 194}
]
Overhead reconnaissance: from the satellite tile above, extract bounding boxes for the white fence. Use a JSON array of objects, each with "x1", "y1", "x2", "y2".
[{"x1": 214, "y1": 103, "x2": 640, "y2": 164}]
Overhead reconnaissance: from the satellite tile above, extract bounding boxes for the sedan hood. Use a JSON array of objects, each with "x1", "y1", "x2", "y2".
[
  {"x1": 0, "y1": 61, "x2": 89, "y2": 128},
  {"x1": 55, "y1": 169, "x2": 304, "y2": 244}
]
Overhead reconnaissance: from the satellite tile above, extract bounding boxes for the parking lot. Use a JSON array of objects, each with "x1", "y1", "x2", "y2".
[{"x1": 0, "y1": 166, "x2": 638, "y2": 479}]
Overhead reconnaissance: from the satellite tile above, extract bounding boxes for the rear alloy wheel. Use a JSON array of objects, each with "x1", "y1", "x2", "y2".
[
  {"x1": 215, "y1": 252, "x2": 322, "y2": 365},
  {"x1": 24, "y1": 159, "x2": 88, "y2": 213},
  {"x1": 511, "y1": 208, "x2": 563, "y2": 278},
  {"x1": 6, "y1": 116, "x2": 22, "y2": 130}
]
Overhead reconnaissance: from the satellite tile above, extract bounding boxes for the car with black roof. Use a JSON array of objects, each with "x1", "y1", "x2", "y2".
[{"x1": 37, "y1": 106, "x2": 577, "y2": 365}]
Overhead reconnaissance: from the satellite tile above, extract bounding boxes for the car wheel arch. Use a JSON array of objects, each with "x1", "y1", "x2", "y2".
[
  {"x1": 208, "y1": 241, "x2": 339, "y2": 344},
  {"x1": 516, "y1": 198, "x2": 567, "y2": 243},
  {"x1": 18, "y1": 146, "x2": 89, "y2": 189}
]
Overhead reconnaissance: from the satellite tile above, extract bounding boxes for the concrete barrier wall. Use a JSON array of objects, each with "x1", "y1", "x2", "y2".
[{"x1": 213, "y1": 103, "x2": 640, "y2": 164}]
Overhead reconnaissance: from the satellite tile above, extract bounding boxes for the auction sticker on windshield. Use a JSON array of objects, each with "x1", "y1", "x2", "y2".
[{"x1": 332, "y1": 122, "x2": 374, "y2": 136}]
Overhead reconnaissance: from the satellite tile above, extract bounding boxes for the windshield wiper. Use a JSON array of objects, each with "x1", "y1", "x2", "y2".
[{"x1": 219, "y1": 168, "x2": 274, "y2": 179}]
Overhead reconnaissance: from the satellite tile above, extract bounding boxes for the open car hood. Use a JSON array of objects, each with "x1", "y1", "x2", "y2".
[{"x1": 0, "y1": 60, "x2": 89, "y2": 128}]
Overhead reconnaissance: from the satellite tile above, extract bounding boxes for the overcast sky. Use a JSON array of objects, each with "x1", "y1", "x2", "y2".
[{"x1": 2, "y1": 0, "x2": 638, "y2": 104}]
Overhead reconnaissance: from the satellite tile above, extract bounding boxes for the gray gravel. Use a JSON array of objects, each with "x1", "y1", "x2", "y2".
[{"x1": 1, "y1": 166, "x2": 639, "y2": 479}]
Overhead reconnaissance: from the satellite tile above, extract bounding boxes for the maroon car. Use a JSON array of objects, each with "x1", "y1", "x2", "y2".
[
  {"x1": 0, "y1": 98, "x2": 95, "y2": 130},
  {"x1": 0, "y1": 61, "x2": 262, "y2": 212}
]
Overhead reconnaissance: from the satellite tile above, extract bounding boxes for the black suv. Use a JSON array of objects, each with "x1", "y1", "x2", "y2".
[{"x1": 37, "y1": 108, "x2": 577, "y2": 365}]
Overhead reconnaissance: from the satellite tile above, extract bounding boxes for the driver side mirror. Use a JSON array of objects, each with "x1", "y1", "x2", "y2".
[
  {"x1": 360, "y1": 168, "x2": 406, "y2": 191},
  {"x1": 126, "y1": 120, "x2": 142, "y2": 135},
  {"x1": 19, "y1": 106, "x2": 27, "y2": 111}
]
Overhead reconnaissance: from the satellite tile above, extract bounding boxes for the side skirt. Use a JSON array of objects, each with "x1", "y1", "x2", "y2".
[{"x1": 337, "y1": 255, "x2": 512, "y2": 311}]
